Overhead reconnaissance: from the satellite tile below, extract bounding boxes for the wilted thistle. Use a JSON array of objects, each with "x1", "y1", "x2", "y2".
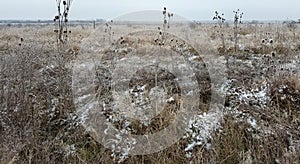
[
  {"x1": 213, "y1": 11, "x2": 226, "y2": 28},
  {"x1": 162, "y1": 7, "x2": 167, "y2": 30},
  {"x1": 167, "y1": 12, "x2": 174, "y2": 29},
  {"x1": 213, "y1": 11, "x2": 226, "y2": 51},
  {"x1": 162, "y1": 7, "x2": 173, "y2": 29},
  {"x1": 163, "y1": 7, "x2": 167, "y2": 14},
  {"x1": 54, "y1": 0, "x2": 73, "y2": 46},
  {"x1": 233, "y1": 9, "x2": 243, "y2": 53},
  {"x1": 104, "y1": 20, "x2": 114, "y2": 44},
  {"x1": 158, "y1": 7, "x2": 173, "y2": 45}
]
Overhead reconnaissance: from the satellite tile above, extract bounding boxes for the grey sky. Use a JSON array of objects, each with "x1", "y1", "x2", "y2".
[{"x1": 0, "y1": 0, "x2": 299, "y2": 21}]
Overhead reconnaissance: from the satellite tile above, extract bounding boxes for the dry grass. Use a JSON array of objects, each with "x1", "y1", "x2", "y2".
[{"x1": 0, "y1": 22, "x2": 300, "y2": 163}]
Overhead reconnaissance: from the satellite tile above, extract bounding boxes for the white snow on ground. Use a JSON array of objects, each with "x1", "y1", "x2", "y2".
[
  {"x1": 71, "y1": 62, "x2": 276, "y2": 162},
  {"x1": 71, "y1": 50, "x2": 300, "y2": 162},
  {"x1": 183, "y1": 104, "x2": 223, "y2": 155},
  {"x1": 63, "y1": 144, "x2": 76, "y2": 156},
  {"x1": 247, "y1": 117, "x2": 257, "y2": 129},
  {"x1": 227, "y1": 80, "x2": 270, "y2": 108}
]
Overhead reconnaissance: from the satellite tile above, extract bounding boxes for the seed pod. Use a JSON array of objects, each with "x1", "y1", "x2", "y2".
[
  {"x1": 63, "y1": 1, "x2": 67, "y2": 5},
  {"x1": 269, "y1": 39, "x2": 273, "y2": 44},
  {"x1": 272, "y1": 52, "x2": 275, "y2": 57}
]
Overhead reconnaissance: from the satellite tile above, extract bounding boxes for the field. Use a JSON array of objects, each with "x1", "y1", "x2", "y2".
[{"x1": 0, "y1": 20, "x2": 300, "y2": 163}]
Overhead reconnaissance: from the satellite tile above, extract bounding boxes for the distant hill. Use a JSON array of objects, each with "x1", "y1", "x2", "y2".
[{"x1": 113, "y1": 10, "x2": 189, "y2": 24}]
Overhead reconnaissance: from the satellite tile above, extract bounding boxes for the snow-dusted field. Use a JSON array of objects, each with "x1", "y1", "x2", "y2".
[{"x1": 0, "y1": 22, "x2": 300, "y2": 163}]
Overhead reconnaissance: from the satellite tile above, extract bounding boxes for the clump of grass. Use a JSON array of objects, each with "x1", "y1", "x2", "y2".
[
  {"x1": 284, "y1": 20, "x2": 297, "y2": 41},
  {"x1": 270, "y1": 75, "x2": 300, "y2": 125},
  {"x1": 212, "y1": 116, "x2": 249, "y2": 163}
]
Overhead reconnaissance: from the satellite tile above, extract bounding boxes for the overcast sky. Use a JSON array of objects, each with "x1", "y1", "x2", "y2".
[{"x1": 0, "y1": 0, "x2": 299, "y2": 21}]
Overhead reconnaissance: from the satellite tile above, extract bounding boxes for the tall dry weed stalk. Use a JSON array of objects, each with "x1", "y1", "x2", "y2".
[
  {"x1": 54, "y1": 0, "x2": 73, "y2": 46},
  {"x1": 233, "y1": 9, "x2": 243, "y2": 53},
  {"x1": 161, "y1": 7, "x2": 173, "y2": 43},
  {"x1": 104, "y1": 20, "x2": 114, "y2": 44},
  {"x1": 213, "y1": 11, "x2": 226, "y2": 52}
]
